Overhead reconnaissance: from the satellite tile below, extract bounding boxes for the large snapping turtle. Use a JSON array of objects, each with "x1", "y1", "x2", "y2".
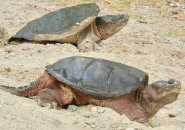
[
  {"x1": 9, "y1": 3, "x2": 129, "y2": 51},
  {"x1": 0, "y1": 56, "x2": 181, "y2": 122}
]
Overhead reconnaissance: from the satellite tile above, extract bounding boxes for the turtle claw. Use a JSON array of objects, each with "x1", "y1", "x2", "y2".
[
  {"x1": 36, "y1": 99, "x2": 42, "y2": 106},
  {"x1": 29, "y1": 96, "x2": 37, "y2": 99},
  {"x1": 45, "y1": 103, "x2": 52, "y2": 109},
  {"x1": 36, "y1": 99, "x2": 58, "y2": 109},
  {"x1": 51, "y1": 102, "x2": 58, "y2": 109}
]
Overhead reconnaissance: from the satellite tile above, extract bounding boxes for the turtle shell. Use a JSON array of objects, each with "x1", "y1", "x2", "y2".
[
  {"x1": 9, "y1": 3, "x2": 99, "y2": 42},
  {"x1": 46, "y1": 56, "x2": 149, "y2": 99}
]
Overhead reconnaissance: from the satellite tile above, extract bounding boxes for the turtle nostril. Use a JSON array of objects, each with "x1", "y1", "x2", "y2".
[
  {"x1": 168, "y1": 79, "x2": 175, "y2": 84},
  {"x1": 119, "y1": 15, "x2": 124, "y2": 19}
]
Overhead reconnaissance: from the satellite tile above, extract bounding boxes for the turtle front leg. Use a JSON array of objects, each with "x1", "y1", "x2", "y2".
[
  {"x1": 99, "y1": 95, "x2": 148, "y2": 123},
  {"x1": 77, "y1": 37, "x2": 95, "y2": 52},
  {"x1": 77, "y1": 24, "x2": 100, "y2": 52},
  {"x1": 35, "y1": 85, "x2": 74, "y2": 109}
]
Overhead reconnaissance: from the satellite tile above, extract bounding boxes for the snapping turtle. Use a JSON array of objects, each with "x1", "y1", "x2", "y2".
[
  {"x1": 8, "y1": 3, "x2": 129, "y2": 52},
  {"x1": 0, "y1": 56, "x2": 181, "y2": 122}
]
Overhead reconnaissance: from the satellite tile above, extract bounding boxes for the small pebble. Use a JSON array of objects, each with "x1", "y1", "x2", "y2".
[
  {"x1": 90, "y1": 124, "x2": 97, "y2": 128},
  {"x1": 21, "y1": 46, "x2": 30, "y2": 50},
  {"x1": 72, "y1": 120, "x2": 79, "y2": 124},
  {"x1": 170, "y1": 3, "x2": 175, "y2": 7},
  {"x1": 84, "y1": 122, "x2": 97, "y2": 128},
  {"x1": 0, "y1": 100, "x2": 4, "y2": 104},
  {"x1": 117, "y1": 127, "x2": 125, "y2": 130},
  {"x1": 168, "y1": 114, "x2": 176, "y2": 117},
  {"x1": 90, "y1": 106, "x2": 97, "y2": 113},
  {"x1": 181, "y1": 119, "x2": 185, "y2": 123},
  {"x1": 176, "y1": 3, "x2": 181, "y2": 7},
  {"x1": 76, "y1": 22, "x2": 80, "y2": 25},
  {"x1": 97, "y1": 106, "x2": 106, "y2": 114},
  {"x1": 4, "y1": 48, "x2": 13, "y2": 53},
  {"x1": 4, "y1": 67, "x2": 11, "y2": 72},
  {"x1": 142, "y1": 40, "x2": 153, "y2": 45},
  {"x1": 67, "y1": 105, "x2": 78, "y2": 112},
  {"x1": 172, "y1": 10, "x2": 178, "y2": 15},
  {"x1": 82, "y1": 115, "x2": 90, "y2": 118}
]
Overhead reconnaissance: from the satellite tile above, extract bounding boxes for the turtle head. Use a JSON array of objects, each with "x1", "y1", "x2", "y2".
[
  {"x1": 149, "y1": 79, "x2": 181, "y2": 104},
  {"x1": 95, "y1": 14, "x2": 129, "y2": 39},
  {"x1": 142, "y1": 79, "x2": 181, "y2": 118}
]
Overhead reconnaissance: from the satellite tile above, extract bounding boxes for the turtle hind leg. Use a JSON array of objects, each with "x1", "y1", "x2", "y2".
[{"x1": 35, "y1": 84, "x2": 74, "y2": 109}]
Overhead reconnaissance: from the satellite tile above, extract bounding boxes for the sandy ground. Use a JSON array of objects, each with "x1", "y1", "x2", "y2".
[{"x1": 0, "y1": 0, "x2": 185, "y2": 129}]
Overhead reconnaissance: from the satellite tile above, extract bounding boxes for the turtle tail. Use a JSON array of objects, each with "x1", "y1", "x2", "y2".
[{"x1": 0, "y1": 71, "x2": 55, "y2": 97}]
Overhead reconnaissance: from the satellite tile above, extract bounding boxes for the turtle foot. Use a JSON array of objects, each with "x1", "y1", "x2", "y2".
[
  {"x1": 34, "y1": 88, "x2": 62, "y2": 109},
  {"x1": 77, "y1": 40, "x2": 95, "y2": 52},
  {"x1": 36, "y1": 98, "x2": 58, "y2": 109}
]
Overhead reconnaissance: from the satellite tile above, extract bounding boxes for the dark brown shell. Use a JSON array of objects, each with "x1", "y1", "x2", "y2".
[
  {"x1": 9, "y1": 3, "x2": 99, "y2": 42},
  {"x1": 46, "y1": 56, "x2": 149, "y2": 99}
]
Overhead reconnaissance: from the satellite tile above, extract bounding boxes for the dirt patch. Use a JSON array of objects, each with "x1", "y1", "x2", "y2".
[{"x1": 0, "y1": 0, "x2": 185, "y2": 129}]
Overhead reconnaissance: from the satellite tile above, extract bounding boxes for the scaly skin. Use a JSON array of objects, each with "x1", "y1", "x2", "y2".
[
  {"x1": 0, "y1": 71, "x2": 181, "y2": 123},
  {"x1": 0, "y1": 71, "x2": 55, "y2": 97}
]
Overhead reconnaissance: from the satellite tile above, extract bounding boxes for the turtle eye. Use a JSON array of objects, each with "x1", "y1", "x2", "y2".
[{"x1": 168, "y1": 79, "x2": 175, "y2": 84}]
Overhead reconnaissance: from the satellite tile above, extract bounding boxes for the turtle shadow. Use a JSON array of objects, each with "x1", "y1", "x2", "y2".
[{"x1": 7, "y1": 38, "x2": 78, "y2": 47}]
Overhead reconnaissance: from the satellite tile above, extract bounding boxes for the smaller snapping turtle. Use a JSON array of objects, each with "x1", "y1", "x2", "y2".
[
  {"x1": 0, "y1": 56, "x2": 181, "y2": 122},
  {"x1": 8, "y1": 3, "x2": 129, "y2": 52}
]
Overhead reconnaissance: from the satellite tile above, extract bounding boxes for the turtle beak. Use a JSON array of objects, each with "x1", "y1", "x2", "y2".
[{"x1": 119, "y1": 14, "x2": 129, "y2": 23}]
